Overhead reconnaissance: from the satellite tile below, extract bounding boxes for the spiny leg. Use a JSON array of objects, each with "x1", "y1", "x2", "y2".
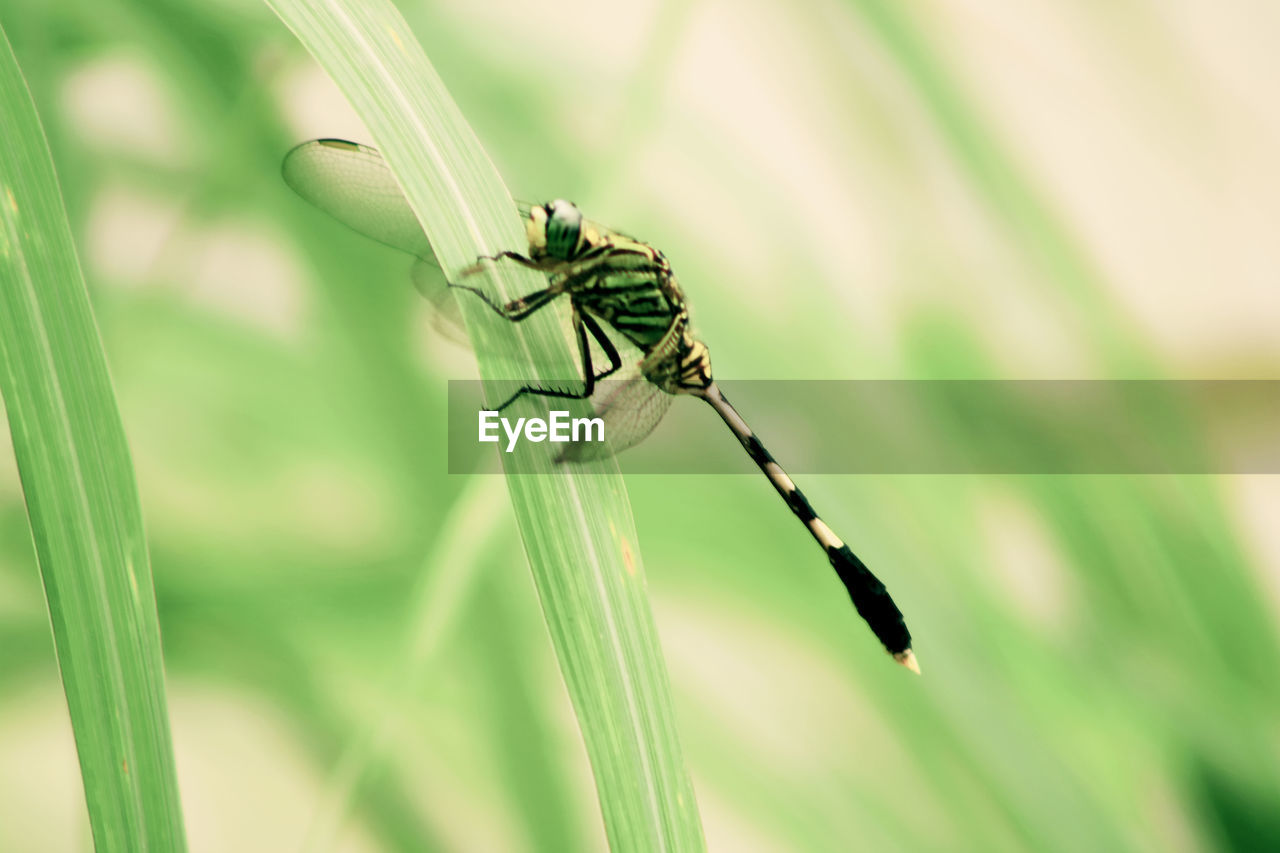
[
  {"x1": 446, "y1": 282, "x2": 560, "y2": 321},
  {"x1": 450, "y1": 283, "x2": 625, "y2": 412},
  {"x1": 579, "y1": 313, "x2": 624, "y2": 383},
  {"x1": 461, "y1": 249, "x2": 619, "y2": 280},
  {"x1": 450, "y1": 251, "x2": 618, "y2": 320},
  {"x1": 693, "y1": 382, "x2": 917, "y2": 672},
  {"x1": 463, "y1": 247, "x2": 640, "y2": 281},
  {"x1": 460, "y1": 250, "x2": 556, "y2": 277},
  {"x1": 491, "y1": 310, "x2": 625, "y2": 411}
]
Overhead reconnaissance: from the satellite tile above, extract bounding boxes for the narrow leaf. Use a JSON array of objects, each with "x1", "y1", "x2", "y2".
[
  {"x1": 263, "y1": 0, "x2": 704, "y2": 849},
  {"x1": 0, "y1": 25, "x2": 187, "y2": 852}
]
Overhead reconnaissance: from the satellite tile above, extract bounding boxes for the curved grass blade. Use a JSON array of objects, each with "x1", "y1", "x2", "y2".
[
  {"x1": 264, "y1": 1, "x2": 704, "y2": 849},
  {"x1": 0, "y1": 25, "x2": 187, "y2": 852}
]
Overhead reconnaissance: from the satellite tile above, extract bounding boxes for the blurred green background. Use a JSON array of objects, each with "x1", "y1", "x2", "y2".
[{"x1": 1, "y1": 0, "x2": 1278, "y2": 850}]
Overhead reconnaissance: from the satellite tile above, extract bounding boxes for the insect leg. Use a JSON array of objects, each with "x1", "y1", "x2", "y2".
[
  {"x1": 447, "y1": 283, "x2": 560, "y2": 321},
  {"x1": 450, "y1": 283, "x2": 624, "y2": 412},
  {"x1": 580, "y1": 313, "x2": 623, "y2": 383},
  {"x1": 490, "y1": 307, "x2": 601, "y2": 411},
  {"x1": 460, "y1": 251, "x2": 544, "y2": 277},
  {"x1": 461, "y1": 251, "x2": 583, "y2": 278},
  {"x1": 466, "y1": 247, "x2": 651, "y2": 281}
]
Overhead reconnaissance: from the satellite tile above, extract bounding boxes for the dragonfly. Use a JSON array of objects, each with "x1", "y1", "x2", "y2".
[{"x1": 282, "y1": 138, "x2": 918, "y2": 672}]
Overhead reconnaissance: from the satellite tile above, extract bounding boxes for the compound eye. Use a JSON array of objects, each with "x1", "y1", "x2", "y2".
[{"x1": 544, "y1": 199, "x2": 582, "y2": 259}]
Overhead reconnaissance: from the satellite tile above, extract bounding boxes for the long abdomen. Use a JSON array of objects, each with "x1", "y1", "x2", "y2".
[{"x1": 694, "y1": 382, "x2": 917, "y2": 671}]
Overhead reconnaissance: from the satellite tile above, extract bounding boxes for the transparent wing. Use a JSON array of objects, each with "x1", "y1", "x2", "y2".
[
  {"x1": 410, "y1": 258, "x2": 469, "y2": 345},
  {"x1": 556, "y1": 374, "x2": 675, "y2": 463},
  {"x1": 282, "y1": 139, "x2": 438, "y2": 259},
  {"x1": 283, "y1": 138, "x2": 535, "y2": 261},
  {"x1": 284, "y1": 139, "x2": 538, "y2": 343}
]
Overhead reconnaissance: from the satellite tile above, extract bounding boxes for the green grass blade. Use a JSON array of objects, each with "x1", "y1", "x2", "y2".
[
  {"x1": 0, "y1": 25, "x2": 187, "y2": 852},
  {"x1": 263, "y1": 1, "x2": 704, "y2": 849}
]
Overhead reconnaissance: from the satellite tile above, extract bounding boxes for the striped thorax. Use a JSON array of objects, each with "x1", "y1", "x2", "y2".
[{"x1": 524, "y1": 200, "x2": 713, "y2": 394}]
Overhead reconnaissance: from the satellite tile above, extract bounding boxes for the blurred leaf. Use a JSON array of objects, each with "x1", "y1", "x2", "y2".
[{"x1": 0, "y1": 24, "x2": 186, "y2": 852}]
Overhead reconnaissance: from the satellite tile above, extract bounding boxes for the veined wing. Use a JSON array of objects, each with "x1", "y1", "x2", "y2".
[
  {"x1": 282, "y1": 139, "x2": 438, "y2": 259},
  {"x1": 283, "y1": 139, "x2": 547, "y2": 342},
  {"x1": 285, "y1": 138, "x2": 514, "y2": 342},
  {"x1": 284, "y1": 139, "x2": 632, "y2": 265},
  {"x1": 282, "y1": 138, "x2": 537, "y2": 264},
  {"x1": 556, "y1": 375, "x2": 674, "y2": 463}
]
